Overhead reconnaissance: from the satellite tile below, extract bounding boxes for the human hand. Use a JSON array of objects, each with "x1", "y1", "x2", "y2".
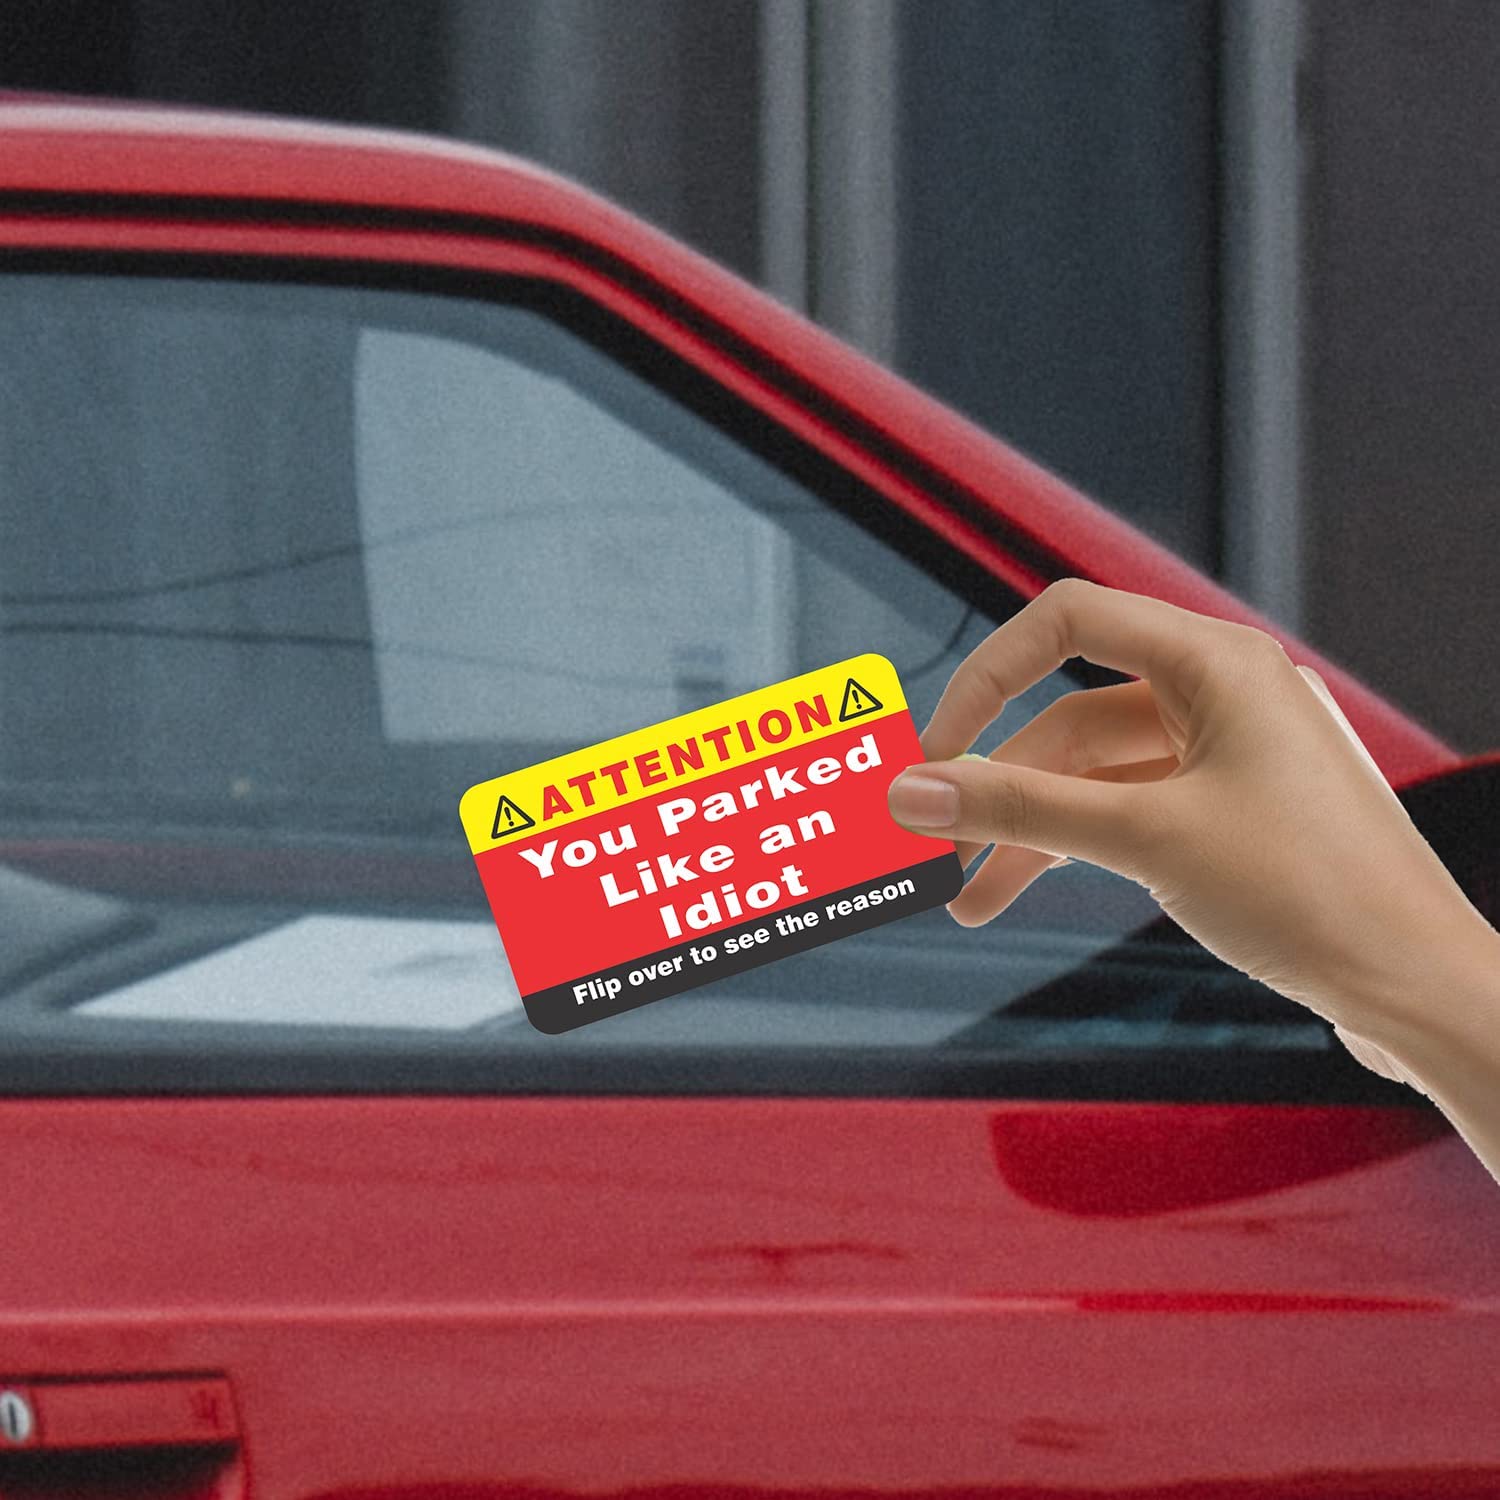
[{"x1": 886, "y1": 579, "x2": 1500, "y2": 1085}]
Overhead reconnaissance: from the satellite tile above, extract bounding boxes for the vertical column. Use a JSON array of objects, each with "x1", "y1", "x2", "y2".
[
  {"x1": 1221, "y1": 0, "x2": 1307, "y2": 631},
  {"x1": 807, "y1": 0, "x2": 900, "y2": 363},
  {"x1": 759, "y1": 0, "x2": 812, "y2": 313}
]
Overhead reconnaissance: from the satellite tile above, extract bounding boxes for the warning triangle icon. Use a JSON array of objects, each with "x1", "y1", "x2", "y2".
[
  {"x1": 489, "y1": 795, "x2": 536, "y2": 841},
  {"x1": 838, "y1": 677, "x2": 883, "y2": 722}
]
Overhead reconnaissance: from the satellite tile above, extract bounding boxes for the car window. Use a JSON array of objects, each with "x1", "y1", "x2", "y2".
[{"x1": 0, "y1": 269, "x2": 1327, "y2": 1093}]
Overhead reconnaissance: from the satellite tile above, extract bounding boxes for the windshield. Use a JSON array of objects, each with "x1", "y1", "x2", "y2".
[{"x1": 0, "y1": 269, "x2": 1329, "y2": 1096}]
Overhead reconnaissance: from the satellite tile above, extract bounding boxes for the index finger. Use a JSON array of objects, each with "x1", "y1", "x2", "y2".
[{"x1": 920, "y1": 579, "x2": 1211, "y2": 759}]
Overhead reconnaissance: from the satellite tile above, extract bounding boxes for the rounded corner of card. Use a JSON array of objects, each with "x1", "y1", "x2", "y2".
[
  {"x1": 523, "y1": 1003, "x2": 575, "y2": 1037},
  {"x1": 458, "y1": 780, "x2": 497, "y2": 846},
  {"x1": 847, "y1": 652, "x2": 904, "y2": 705}
]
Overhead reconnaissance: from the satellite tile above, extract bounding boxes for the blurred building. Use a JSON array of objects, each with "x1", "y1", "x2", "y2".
[{"x1": 4, "y1": 0, "x2": 1498, "y2": 748}]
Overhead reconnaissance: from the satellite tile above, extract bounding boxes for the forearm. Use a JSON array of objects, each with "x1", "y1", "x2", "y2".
[{"x1": 1358, "y1": 925, "x2": 1500, "y2": 1186}]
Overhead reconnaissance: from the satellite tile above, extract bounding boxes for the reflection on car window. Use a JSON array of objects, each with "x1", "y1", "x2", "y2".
[{"x1": 0, "y1": 272, "x2": 1323, "y2": 1087}]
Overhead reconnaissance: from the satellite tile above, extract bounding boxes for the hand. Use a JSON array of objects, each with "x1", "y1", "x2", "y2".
[{"x1": 886, "y1": 579, "x2": 1500, "y2": 1087}]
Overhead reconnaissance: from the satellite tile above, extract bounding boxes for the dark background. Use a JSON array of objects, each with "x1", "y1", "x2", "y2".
[{"x1": 3, "y1": 0, "x2": 1497, "y2": 748}]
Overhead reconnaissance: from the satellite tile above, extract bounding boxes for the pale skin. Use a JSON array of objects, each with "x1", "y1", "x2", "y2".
[{"x1": 887, "y1": 578, "x2": 1500, "y2": 1187}]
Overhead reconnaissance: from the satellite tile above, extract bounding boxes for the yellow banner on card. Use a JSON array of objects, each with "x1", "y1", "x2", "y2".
[{"x1": 458, "y1": 653, "x2": 905, "y2": 854}]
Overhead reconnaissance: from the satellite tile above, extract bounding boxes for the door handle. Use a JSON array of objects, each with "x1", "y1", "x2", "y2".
[{"x1": 0, "y1": 1374, "x2": 242, "y2": 1499}]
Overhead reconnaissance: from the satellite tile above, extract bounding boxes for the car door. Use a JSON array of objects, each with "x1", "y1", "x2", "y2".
[{"x1": 1, "y1": 170, "x2": 1498, "y2": 1500}]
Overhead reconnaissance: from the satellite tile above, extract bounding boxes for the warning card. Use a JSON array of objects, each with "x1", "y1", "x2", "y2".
[{"x1": 459, "y1": 655, "x2": 962, "y2": 1034}]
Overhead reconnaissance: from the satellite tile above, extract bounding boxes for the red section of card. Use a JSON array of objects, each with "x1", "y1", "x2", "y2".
[{"x1": 475, "y1": 709, "x2": 942, "y2": 996}]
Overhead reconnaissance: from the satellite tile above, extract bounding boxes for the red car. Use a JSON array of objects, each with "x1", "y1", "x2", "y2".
[{"x1": 0, "y1": 100, "x2": 1496, "y2": 1499}]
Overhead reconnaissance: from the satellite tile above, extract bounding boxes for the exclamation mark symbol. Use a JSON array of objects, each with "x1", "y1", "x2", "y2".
[
  {"x1": 490, "y1": 794, "x2": 537, "y2": 840},
  {"x1": 838, "y1": 677, "x2": 884, "y2": 721}
]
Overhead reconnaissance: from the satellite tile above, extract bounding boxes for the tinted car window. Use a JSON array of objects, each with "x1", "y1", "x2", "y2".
[{"x1": 0, "y1": 271, "x2": 1325, "y2": 1090}]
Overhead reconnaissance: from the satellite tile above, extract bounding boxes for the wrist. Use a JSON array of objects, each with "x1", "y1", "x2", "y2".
[{"x1": 1343, "y1": 918, "x2": 1500, "y2": 1085}]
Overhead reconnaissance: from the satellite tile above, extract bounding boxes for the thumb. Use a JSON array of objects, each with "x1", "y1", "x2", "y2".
[{"x1": 887, "y1": 758, "x2": 1151, "y2": 870}]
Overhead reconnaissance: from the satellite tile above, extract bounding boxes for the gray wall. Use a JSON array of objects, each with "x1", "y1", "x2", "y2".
[
  {"x1": 895, "y1": 1, "x2": 1222, "y2": 570},
  {"x1": 1301, "y1": 1, "x2": 1500, "y2": 749}
]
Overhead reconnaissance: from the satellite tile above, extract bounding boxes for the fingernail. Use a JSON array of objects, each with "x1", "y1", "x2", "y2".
[{"x1": 888, "y1": 771, "x2": 959, "y2": 829}]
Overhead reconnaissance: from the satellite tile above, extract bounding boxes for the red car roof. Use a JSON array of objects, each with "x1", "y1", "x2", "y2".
[{"x1": 0, "y1": 97, "x2": 1456, "y2": 785}]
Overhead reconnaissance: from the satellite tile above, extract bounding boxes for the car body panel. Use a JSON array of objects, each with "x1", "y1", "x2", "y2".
[{"x1": 4, "y1": 1097, "x2": 1499, "y2": 1496}]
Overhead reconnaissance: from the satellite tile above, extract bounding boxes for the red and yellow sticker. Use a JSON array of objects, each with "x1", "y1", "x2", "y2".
[{"x1": 459, "y1": 654, "x2": 961, "y2": 1033}]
